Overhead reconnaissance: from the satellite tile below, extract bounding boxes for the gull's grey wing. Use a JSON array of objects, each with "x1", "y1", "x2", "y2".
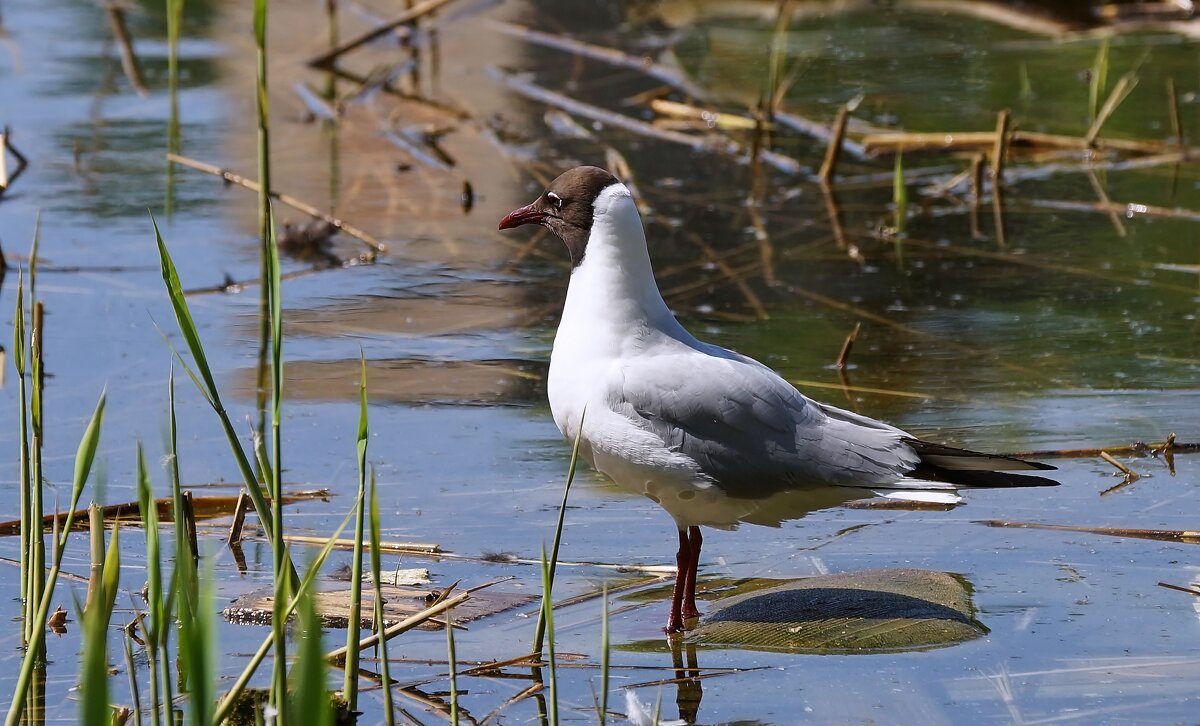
[{"x1": 614, "y1": 345, "x2": 920, "y2": 497}]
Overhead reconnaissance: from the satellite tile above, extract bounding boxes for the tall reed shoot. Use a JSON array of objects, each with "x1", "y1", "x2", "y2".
[{"x1": 344, "y1": 356, "x2": 370, "y2": 710}]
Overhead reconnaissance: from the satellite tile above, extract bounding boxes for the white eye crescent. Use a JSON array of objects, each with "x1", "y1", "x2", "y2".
[{"x1": 547, "y1": 191, "x2": 564, "y2": 209}]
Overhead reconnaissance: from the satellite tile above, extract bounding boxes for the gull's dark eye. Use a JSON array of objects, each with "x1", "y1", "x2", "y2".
[{"x1": 547, "y1": 191, "x2": 564, "y2": 209}]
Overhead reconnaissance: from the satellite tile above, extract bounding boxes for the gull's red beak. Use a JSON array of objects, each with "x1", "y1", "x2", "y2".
[{"x1": 498, "y1": 203, "x2": 547, "y2": 230}]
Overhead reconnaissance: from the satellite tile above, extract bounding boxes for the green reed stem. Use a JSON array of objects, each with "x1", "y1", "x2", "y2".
[
  {"x1": 533, "y1": 411, "x2": 585, "y2": 656},
  {"x1": 212, "y1": 509, "x2": 354, "y2": 725},
  {"x1": 27, "y1": 300, "x2": 44, "y2": 656},
  {"x1": 368, "y1": 467, "x2": 394, "y2": 726},
  {"x1": 136, "y1": 443, "x2": 164, "y2": 726},
  {"x1": 13, "y1": 269, "x2": 29, "y2": 619},
  {"x1": 7, "y1": 392, "x2": 106, "y2": 726},
  {"x1": 539, "y1": 547, "x2": 558, "y2": 726},
  {"x1": 343, "y1": 356, "x2": 368, "y2": 710}
]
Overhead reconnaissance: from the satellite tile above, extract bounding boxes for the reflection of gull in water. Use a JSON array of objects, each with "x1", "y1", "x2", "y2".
[{"x1": 500, "y1": 166, "x2": 1057, "y2": 633}]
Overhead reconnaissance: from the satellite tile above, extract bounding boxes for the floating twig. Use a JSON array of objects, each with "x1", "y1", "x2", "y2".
[
  {"x1": 167, "y1": 153, "x2": 386, "y2": 252},
  {"x1": 818, "y1": 104, "x2": 850, "y2": 182},
  {"x1": 487, "y1": 67, "x2": 802, "y2": 175},
  {"x1": 862, "y1": 129, "x2": 1190, "y2": 158},
  {"x1": 488, "y1": 20, "x2": 708, "y2": 100},
  {"x1": 307, "y1": 0, "x2": 456, "y2": 68},
  {"x1": 980, "y1": 520, "x2": 1200, "y2": 544},
  {"x1": 1158, "y1": 582, "x2": 1200, "y2": 597},
  {"x1": 282, "y1": 534, "x2": 440, "y2": 554},
  {"x1": 1027, "y1": 198, "x2": 1200, "y2": 223},
  {"x1": 1010, "y1": 437, "x2": 1198, "y2": 460},
  {"x1": 649, "y1": 98, "x2": 762, "y2": 132}
]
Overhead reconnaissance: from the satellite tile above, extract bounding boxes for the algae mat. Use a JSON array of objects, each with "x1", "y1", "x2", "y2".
[{"x1": 687, "y1": 568, "x2": 987, "y2": 654}]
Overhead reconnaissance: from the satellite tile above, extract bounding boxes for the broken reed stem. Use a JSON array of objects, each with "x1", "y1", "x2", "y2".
[
  {"x1": 835, "y1": 322, "x2": 861, "y2": 369},
  {"x1": 226, "y1": 491, "x2": 250, "y2": 546},
  {"x1": 181, "y1": 491, "x2": 199, "y2": 563},
  {"x1": 85, "y1": 502, "x2": 103, "y2": 614},
  {"x1": 307, "y1": 0, "x2": 456, "y2": 68},
  {"x1": 166, "y1": 154, "x2": 386, "y2": 253},
  {"x1": 1085, "y1": 73, "x2": 1138, "y2": 147},
  {"x1": 819, "y1": 104, "x2": 850, "y2": 182},
  {"x1": 1166, "y1": 77, "x2": 1183, "y2": 148},
  {"x1": 990, "y1": 109, "x2": 1010, "y2": 182}
]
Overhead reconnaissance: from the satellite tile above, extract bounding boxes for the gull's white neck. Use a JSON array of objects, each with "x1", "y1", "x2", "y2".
[{"x1": 557, "y1": 185, "x2": 687, "y2": 354}]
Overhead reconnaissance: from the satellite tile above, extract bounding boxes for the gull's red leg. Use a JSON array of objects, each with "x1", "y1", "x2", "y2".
[
  {"x1": 681, "y1": 526, "x2": 702, "y2": 620},
  {"x1": 666, "y1": 528, "x2": 691, "y2": 633}
]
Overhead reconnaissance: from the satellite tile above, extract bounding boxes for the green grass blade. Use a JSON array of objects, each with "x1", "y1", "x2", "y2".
[
  {"x1": 533, "y1": 410, "x2": 585, "y2": 655},
  {"x1": 6, "y1": 391, "x2": 106, "y2": 725},
  {"x1": 136, "y1": 443, "x2": 164, "y2": 726},
  {"x1": 369, "y1": 467, "x2": 394, "y2": 726},
  {"x1": 266, "y1": 199, "x2": 288, "y2": 719},
  {"x1": 343, "y1": 355, "x2": 369, "y2": 710},
  {"x1": 893, "y1": 151, "x2": 907, "y2": 237},
  {"x1": 180, "y1": 556, "x2": 215, "y2": 726},
  {"x1": 213, "y1": 506, "x2": 356, "y2": 724},
  {"x1": 14, "y1": 269, "x2": 29, "y2": 611},
  {"x1": 80, "y1": 523, "x2": 119, "y2": 726},
  {"x1": 151, "y1": 214, "x2": 297, "y2": 587},
  {"x1": 289, "y1": 585, "x2": 333, "y2": 726},
  {"x1": 540, "y1": 547, "x2": 558, "y2": 726},
  {"x1": 600, "y1": 582, "x2": 609, "y2": 726},
  {"x1": 447, "y1": 605, "x2": 459, "y2": 726}
]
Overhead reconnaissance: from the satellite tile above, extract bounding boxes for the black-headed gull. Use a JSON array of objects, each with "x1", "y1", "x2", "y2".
[{"x1": 499, "y1": 166, "x2": 1056, "y2": 633}]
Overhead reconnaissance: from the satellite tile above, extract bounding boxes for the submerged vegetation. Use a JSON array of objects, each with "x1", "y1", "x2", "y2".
[{"x1": 1, "y1": 0, "x2": 1198, "y2": 723}]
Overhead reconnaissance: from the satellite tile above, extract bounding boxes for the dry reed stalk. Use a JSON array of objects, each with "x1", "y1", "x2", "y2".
[
  {"x1": 990, "y1": 109, "x2": 1011, "y2": 181},
  {"x1": 103, "y1": 1, "x2": 147, "y2": 96},
  {"x1": 489, "y1": 21, "x2": 708, "y2": 99},
  {"x1": 226, "y1": 491, "x2": 250, "y2": 546},
  {"x1": 308, "y1": 0, "x2": 456, "y2": 67},
  {"x1": 167, "y1": 154, "x2": 385, "y2": 252},
  {"x1": 1085, "y1": 73, "x2": 1138, "y2": 146},
  {"x1": 682, "y1": 232, "x2": 768, "y2": 320},
  {"x1": 818, "y1": 105, "x2": 850, "y2": 182},
  {"x1": 487, "y1": 67, "x2": 802, "y2": 175},
  {"x1": 649, "y1": 99, "x2": 764, "y2": 131},
  {"x1": 980, "y1": 519, "x2": 1200, "y2": 543},
  {"x1": 1166, "y1": 77, "x2": 1183, "y2": 147},
  {"x1": 1099, "y1": 451, "x2": 1138, "y2": 478},
  {"x1": 282, "y1": 533, "x2": 440, "y2": 554}
]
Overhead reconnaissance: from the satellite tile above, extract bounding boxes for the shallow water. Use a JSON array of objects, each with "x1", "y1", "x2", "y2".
[{"x1": 0, "y1": 0, "x2": 1198, "y2": 723}]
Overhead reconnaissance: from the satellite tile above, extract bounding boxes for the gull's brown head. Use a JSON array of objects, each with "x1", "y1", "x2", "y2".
[{"x1": 498, "y1": 166, "x2": 620, "y2": 267}]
